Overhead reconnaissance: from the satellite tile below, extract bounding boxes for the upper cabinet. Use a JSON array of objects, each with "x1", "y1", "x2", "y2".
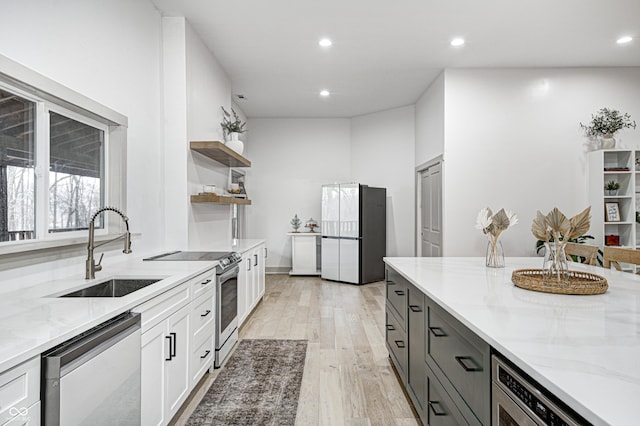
[{"x1": 190, "y1": 141, "x2": 251, "y2": 168}]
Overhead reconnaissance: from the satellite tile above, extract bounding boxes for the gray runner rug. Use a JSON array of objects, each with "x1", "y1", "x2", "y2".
[{"x1": 187, "y1": 339, "x2": 308, "y2": 426}]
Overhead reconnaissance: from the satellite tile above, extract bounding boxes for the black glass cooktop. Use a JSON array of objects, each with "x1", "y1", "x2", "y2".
[{"x1": 143, "y1": 251, "x2": 233, "y2": 261}]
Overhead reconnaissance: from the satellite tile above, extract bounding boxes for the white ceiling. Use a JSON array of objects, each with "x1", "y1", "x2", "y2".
[{"x1": 150, "y1": 0, "x2": 639, "y2": 118}]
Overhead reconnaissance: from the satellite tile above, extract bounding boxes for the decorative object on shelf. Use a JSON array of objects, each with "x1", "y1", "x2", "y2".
[
  {"x1": 580, "y1": 107, "x2": 636, "y2": 150},
  {"x1": 475, "y1": 207, "x2": 518, "y2": 268},
  {"x1": 290, "y1": 214, "x2": 301, "y2": 233},
  {"x1": 305, "y1": 218, "x2": 319, "y2": 233},
  {"x1": 605, "y1": 234, "x2": 620, "y2": 246},
  {"x1": 531, "y1": 207, "x2": 591, "y2": 280},
  {"x1": 604, "y1": 180, "x2": 620, "y2": 196},
  {"x1": 221, "y1": 106, "x2": 246, "y2": 155},
  {"x1": 605, "y1": 202, "x2": 621, "y2": 222}
]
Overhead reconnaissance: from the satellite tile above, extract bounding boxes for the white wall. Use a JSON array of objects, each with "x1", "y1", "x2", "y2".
[
  {"x1": 0, "y1": 0, "x2": 164, "y2": 255},
  {"x1": 246, "y1": 119, "x2": 351, "y2": 271},
  {"x1": 351, "y1": 106, "x2": 415, "y2": 256},
  {"x1": 415, "y1": 72, "x2": 445, "y2": 166},
  {"x1": 185, "y1": 21, "x2": 235, "y2": 248},
  {"x1": 442, "y1": 68, "x2": 640, "y2": 257}
]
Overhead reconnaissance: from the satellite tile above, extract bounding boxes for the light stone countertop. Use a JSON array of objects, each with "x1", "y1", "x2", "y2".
[
  {"x1": 383, "y1": 256, "x2": 640, "y2": 426},
  {"x1": 0, "y1": 238, "x2": 265, "y2": 373}
]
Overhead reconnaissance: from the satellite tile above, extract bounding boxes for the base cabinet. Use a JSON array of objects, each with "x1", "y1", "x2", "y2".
[
  {"x1": 385, "y1": 266, "x2": 489, "y2": 426},
  {"x1": 238, "y1": 243, "x2": 266, "y2": 326},
  {"x1": 141, "y1": 303, "x2": 191, "y2": 426}
]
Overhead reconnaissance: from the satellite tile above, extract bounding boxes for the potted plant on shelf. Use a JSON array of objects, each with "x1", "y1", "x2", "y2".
[
  {"x1": 605, "y1": 180, "x2": 620, "y2": 196},
  {"x1": 580, "y1": 107, "x2": 636, "y2": 149},
  {"x1": 220, "y1": 106, "x2": 246, "y2": 155}
]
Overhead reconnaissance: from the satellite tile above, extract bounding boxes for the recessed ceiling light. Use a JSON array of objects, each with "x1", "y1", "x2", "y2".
[
  {"x1": 450, "y1": 38, "x2": 465, "y2": 47},
  {"x1": 617, "y1": 36, "x2": 633, "y2": 44},
  {"x1": 319, "y1": 38, "x2": 332, "y2": 47},
  {"x1": 319, "y1": 90, "x2": 330, "y2": 97}
]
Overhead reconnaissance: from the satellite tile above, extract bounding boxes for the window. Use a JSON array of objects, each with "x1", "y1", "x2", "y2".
[
  {"x1": 0, "y1": 87, "x2": 36, "y2": 242},
  {"x1": 0, "y1": 83, "x2": 112, "y2": 245},
  {"x1": 49, "y1": 111, "x2": 105, "y2": 232}
]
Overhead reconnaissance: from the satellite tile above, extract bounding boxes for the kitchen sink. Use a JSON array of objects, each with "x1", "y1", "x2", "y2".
[{"x1": 59, "y1": 278, "x2": 161, "y2": 298}]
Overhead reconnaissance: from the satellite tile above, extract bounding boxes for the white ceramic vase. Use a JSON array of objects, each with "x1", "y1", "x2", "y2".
[
  {"x1": 226, "y1": 132, "x2": 244, "y2": 155},
  {"x1": 600, "y1": 134, "x2": 616, "y2": 149}
]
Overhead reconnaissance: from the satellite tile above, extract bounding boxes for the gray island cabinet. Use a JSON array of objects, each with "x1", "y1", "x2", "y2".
[
  {"x1": 383, "y1": 256, "x2": 640, "y2": 426},
  {"x1": 386, "y1": 266, "x2": 488, "y2": 425}
]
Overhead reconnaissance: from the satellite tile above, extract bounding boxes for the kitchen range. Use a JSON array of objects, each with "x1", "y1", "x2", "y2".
[{"x1": 144, "y1": 251, "x2": 242, "y2": 368}]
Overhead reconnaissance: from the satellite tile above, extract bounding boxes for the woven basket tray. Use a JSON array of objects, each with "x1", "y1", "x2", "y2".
[{"x1": 511, "y1": 269, "x2": 608, "y2": 295}]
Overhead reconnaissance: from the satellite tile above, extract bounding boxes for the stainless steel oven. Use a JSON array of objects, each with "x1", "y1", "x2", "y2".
[
  {"x1": 215, "y1": 258, "x2": 240, "y2": 368},
  {"x1": 492, "y1": 355, "x2": 584, "y2": 426}
]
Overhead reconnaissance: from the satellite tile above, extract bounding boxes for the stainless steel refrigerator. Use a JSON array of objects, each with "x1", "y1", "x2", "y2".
[{"x1": 321, "y1": 183, "x2": 386, "y2": 284}]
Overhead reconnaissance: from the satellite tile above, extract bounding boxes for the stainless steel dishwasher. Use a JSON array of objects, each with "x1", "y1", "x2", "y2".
[{"x1": 42, "y1": 312, "x2": 141, "y2": 426}]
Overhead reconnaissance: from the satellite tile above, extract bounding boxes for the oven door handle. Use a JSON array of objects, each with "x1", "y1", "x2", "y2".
[{"x1": 218, "y1": 266, "x2": 239, "y2": 282}]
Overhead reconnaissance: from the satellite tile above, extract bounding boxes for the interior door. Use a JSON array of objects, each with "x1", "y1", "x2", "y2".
[{"x1": 421, "y1": 162, "x2": 442, "y2": 257}]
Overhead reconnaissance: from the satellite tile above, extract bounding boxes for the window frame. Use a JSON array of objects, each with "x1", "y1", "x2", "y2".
[{"x1": 0, "y1": 53, "x2": 128, "y2": 256}]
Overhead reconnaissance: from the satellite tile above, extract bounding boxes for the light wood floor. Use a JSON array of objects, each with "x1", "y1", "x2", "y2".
[{"x1": 172, "y1": 274, "x2": 419, "y2": 426}]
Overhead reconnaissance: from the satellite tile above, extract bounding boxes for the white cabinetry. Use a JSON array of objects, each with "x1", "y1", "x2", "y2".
[
  {"x1": 288, "y1": 233, "x2": 321, "y2": 275},
  {"x1": 238, "y1": 243, "x2": 266, "y2": 327},
  {"x1": 136, "y1": 268, "x2": 215, "y2": 426},
  {"x1": 589, "y1": 150, "x2": 639, "y2": 266},
  {"x1": 0, "y1": 357, "x2": 40, "y2": 426}
]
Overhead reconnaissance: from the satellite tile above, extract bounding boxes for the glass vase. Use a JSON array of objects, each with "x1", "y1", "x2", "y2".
[
  {"x1": 486, "y1": 239, "x2": 505, "y2": 268},
  {"x1": 542, "y1": 241, "x2": 568, "y2": 280}
]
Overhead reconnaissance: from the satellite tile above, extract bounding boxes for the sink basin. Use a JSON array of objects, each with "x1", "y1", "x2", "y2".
[{"x1": 59, "y1": 278, "x2": 161, "y2": 298}]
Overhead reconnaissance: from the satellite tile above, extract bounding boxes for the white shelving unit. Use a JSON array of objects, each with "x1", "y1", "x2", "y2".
[{"x1": 588, "y1": 149, "x2": 640, "y2": 271}]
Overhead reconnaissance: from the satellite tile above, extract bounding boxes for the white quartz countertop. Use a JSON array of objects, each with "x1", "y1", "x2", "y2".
[
  {"x1": 383, "y1": 257, "x2": 640, "y2": 426},
  {"x1": 0, "y1": 238, "x2": 264, "y2": 373}
]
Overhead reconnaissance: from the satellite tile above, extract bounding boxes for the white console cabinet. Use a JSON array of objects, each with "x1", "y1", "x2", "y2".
[{"x1": 288, "y1": 233, "x2": 321, "y2": 275}]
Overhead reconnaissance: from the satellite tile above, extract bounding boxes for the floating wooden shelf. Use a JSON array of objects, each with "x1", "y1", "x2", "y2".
[
  {"x1": 190, "y1": 141, "x2": 251, "y2": 167},
  {"x1": 191, "y1": 194, "x2": 252, "y2": 205}
]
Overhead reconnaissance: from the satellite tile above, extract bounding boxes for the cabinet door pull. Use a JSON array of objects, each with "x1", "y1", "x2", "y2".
[
  {"x1": 394, "y1": 290, "x2": 405, "y2": 296},
  {"x1": 409, "y1": 305, "x2": 422, "y2": 313},
  {"x1": 200, "y1": 309, "x2": 211, "y2": 317},
  {"x1": 254, "y1": 253, "x2": 258, "y2": 266},
  {"x1": 428, "y1": 400, "x2": 447, "y2": 416},
  {"x1": 165, "y1": 335, "x2": 173, "y2": 361},
  {"x1": 394, "y1": 340, "x2": 405, "y2": 349},
  {"x1": 386, "y1": 324, "x2": 395, "y2": 331},
  {"x1": 455, "y1": 355, "x2": 481, "y2": 372},
  {"x1": 201, "y1": 279, "x2": 212, "y2": 285},
  {"x1": 248, "y1": 258, "x2": 251, "y2": 271},
  {"x1": 170, "y1": 332, "x2": 177, "y2": 358},
  {"x1": 200, "y1": 350, "x2": 211, "y2": 359},
  {"x1": 429, "y1": 326, "x2": 447, "y2": 337},
  {"x1": 264, "y1": 247, "x2": 268, "y2": 258},
  {"x1": 387, "y1": 280, "x2": 396, "y2": 286}
]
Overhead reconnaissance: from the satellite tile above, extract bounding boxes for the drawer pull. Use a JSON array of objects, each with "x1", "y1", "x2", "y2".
[
  {"x1": 386, "y1": 324, "x2": 395, "y2": 331},
  {"x1": 201, "y1": 279, "x2": 212, "y2": 285},
  {"x1": 394, "y1": 340, "x2": 405, "y2": 349},
  {"x1": 409, "y1": 305, "x2": 422, "y2": 313},
  {"x1": 387, "y1": 280, "x2": 396, "y2": 285},
  {"x1": 429, "y1": 326, "x2": 447, "y2": 337},
  {"x1": 200, "y1": 309, "x2": 212, "y2": 317},
  {"x1": 165, "y1": 335, "x2": 173, "y2": 361},
  {"x1": 200, "y1": 350, "x2": 211, "y2": 359},
  {"x1": 428, "y1": 400, "x2": 447, "y2": 416},
  {"x1": 394, "y1": 290, "x2": 405, "y2": 296},
  {"x1": 455, "y1": 355, "x2": 481, "y2": 372}
]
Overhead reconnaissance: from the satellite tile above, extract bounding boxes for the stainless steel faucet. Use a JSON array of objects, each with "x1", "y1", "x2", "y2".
[{"x1": 86, "y1": 207, "x2": 132, "y2": 279}]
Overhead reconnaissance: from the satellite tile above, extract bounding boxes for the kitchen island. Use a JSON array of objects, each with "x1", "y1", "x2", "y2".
[{"x1": 384, "y1": 257, "x2": 640, "y2": 426}]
